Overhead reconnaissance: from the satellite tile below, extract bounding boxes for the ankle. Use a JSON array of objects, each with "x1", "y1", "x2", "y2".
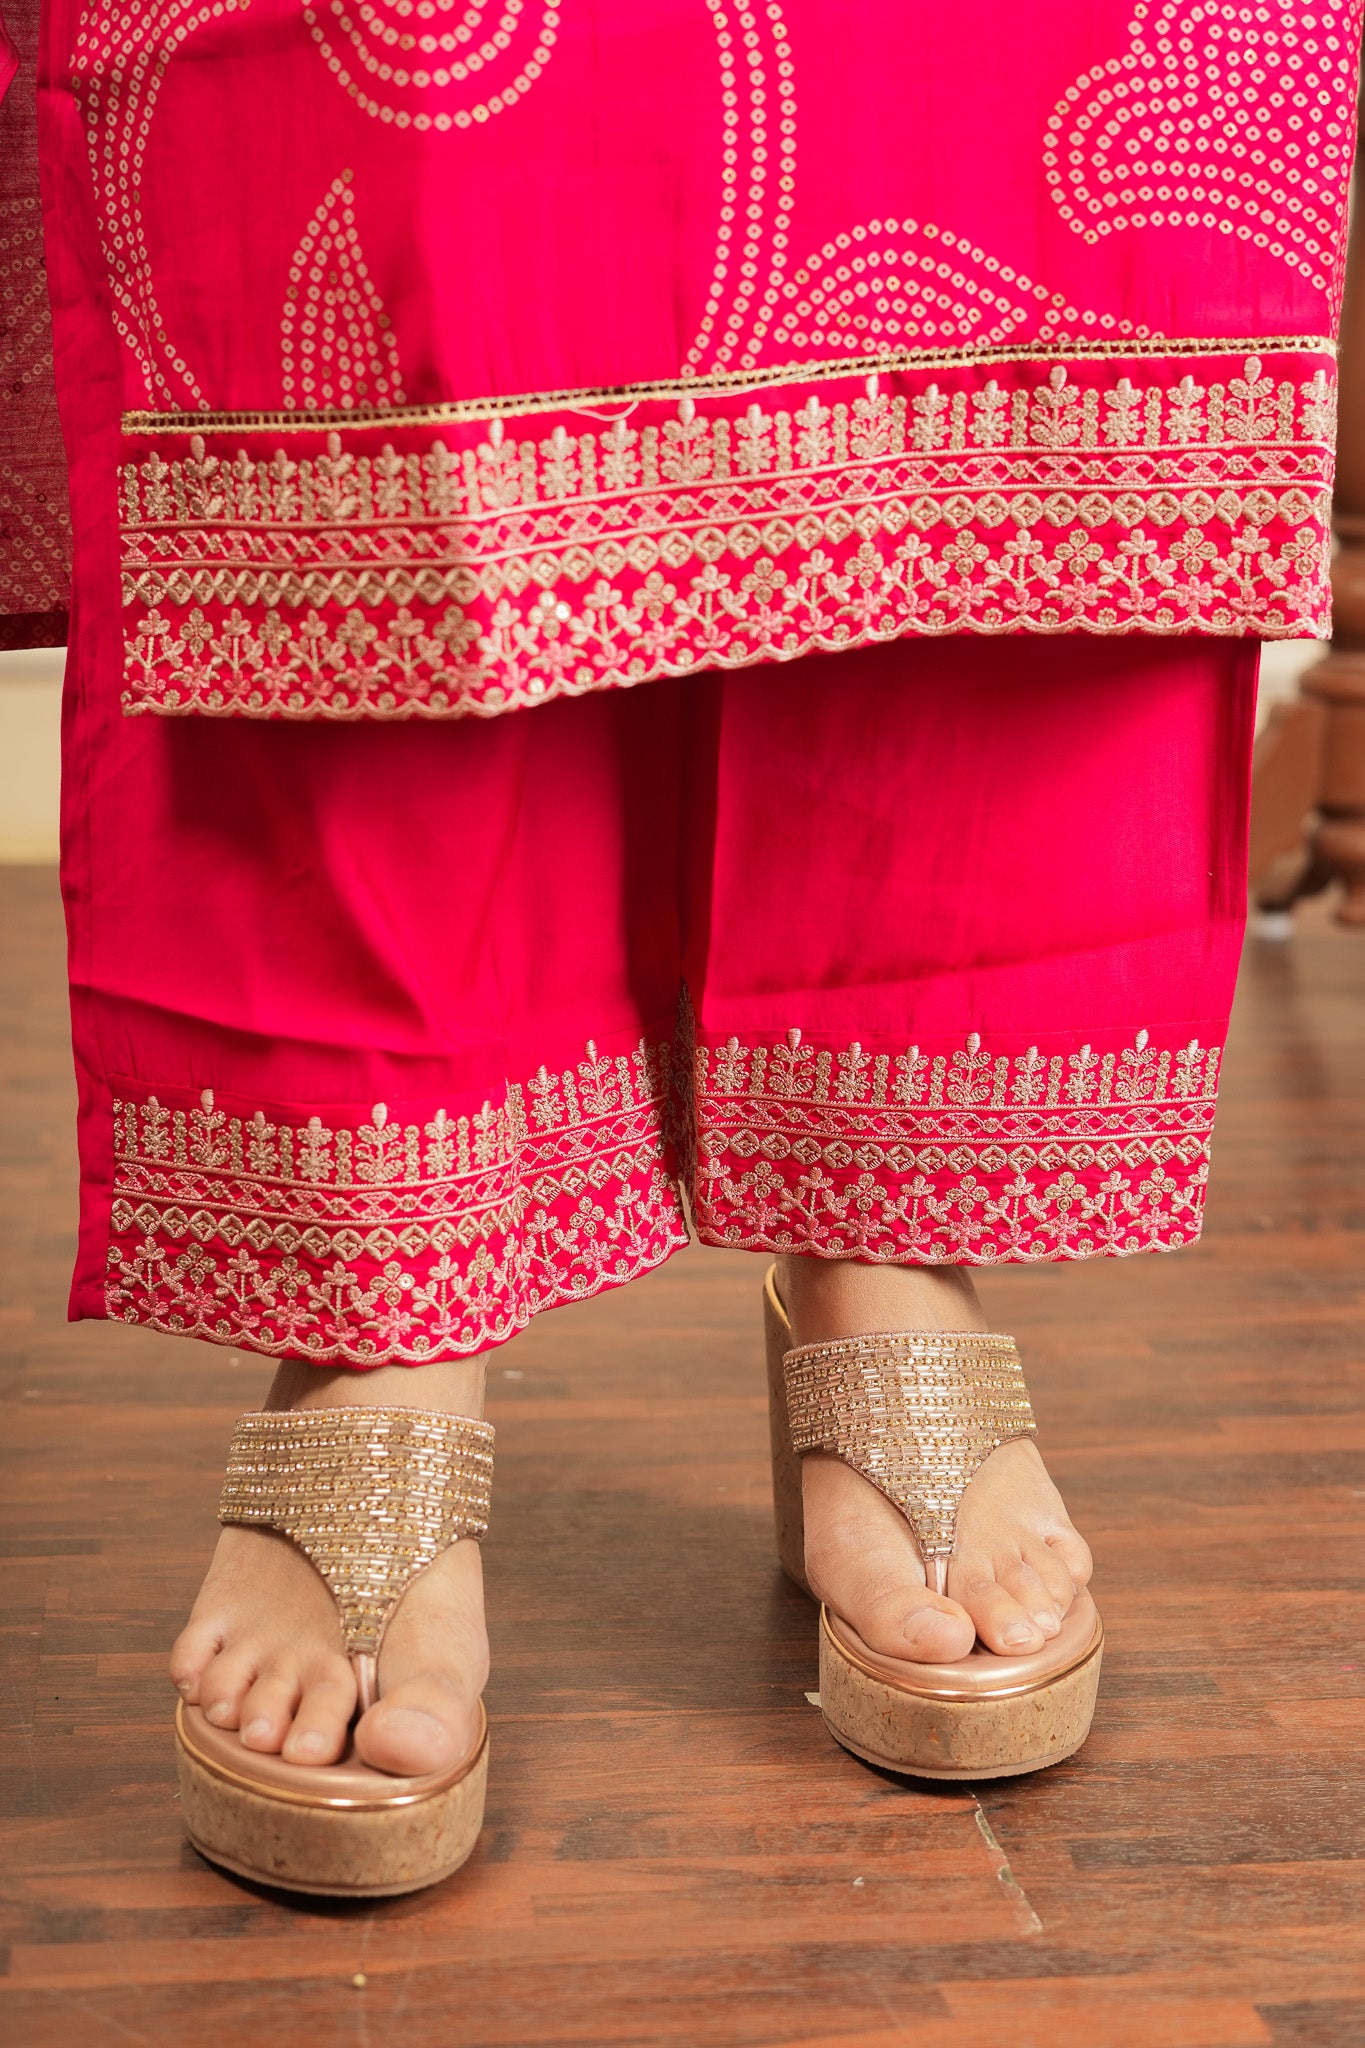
[
  {"x1": 263, "y1": 1355, "x2": 488, "y2": 1418},
  {"x1": 775, "y1": 1255, "x2": 988, "y2": 1346}
]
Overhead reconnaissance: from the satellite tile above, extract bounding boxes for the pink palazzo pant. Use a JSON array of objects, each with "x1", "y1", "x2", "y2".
[{"x1": 65, "y1": 633, "x2": 1257, "y2": 1367}]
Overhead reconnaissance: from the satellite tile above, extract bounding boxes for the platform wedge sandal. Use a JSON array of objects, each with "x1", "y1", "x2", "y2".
[
  {"x1": 763, "y1": 1267, "x2": 1102, "y2": 1780},
  {"x1": 174, "y1": 1406, "x2": 494, "y2": 1896}
]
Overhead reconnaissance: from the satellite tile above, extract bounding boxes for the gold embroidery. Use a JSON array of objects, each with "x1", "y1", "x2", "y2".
[
  {"x1": 73, "y1": 0, "x2": 255, "y2": 409},
  {"x1": 1047, "y1": 2, "x2": 1355, "y2": 307},
  {"x1": 302, "y1": 0, "x2": 560, "y2": 133},
  {"x1": 117, "y1": 346, "x2": 1336, "y2": 719},
  {"x1": 103, "y1": 1023, "x2": 1224, "y2": 1363},
  {"x1": 105, "y1": 1040, "x2": 687, "y2": 1363},
  {"x1": 123, "y1": 331, "x2": 1339, "y2": 434},
  {"x1": 687, "y1": 2, "x2": 798, "y2": 374},
  {"x1": 686, "y1": 1021, "x2": 1222, "y2": 1265},
  {"x1": 773, "y1": 218, "x2": 1152, "y2": 360},
  {"x1": 282, "y1": 173, "x2": 406, "y2": 413}
]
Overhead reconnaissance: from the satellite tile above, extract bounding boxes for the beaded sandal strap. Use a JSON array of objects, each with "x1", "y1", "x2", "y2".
[
  {"x1": 219, "y1": 1407, "x2": 494, "y2": 1706},
  {"x1": 783, "y1": 1333, "x2": 1035, "y2": 1596}
]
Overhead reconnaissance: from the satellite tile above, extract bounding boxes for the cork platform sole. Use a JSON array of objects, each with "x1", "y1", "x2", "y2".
[
  {"x1": 763, "y1": 1265, "x2": 1103, "y2": 1781},
  {"x1": 175, "y1": 1697, "x2": 488, "y2": 1897},
  {"x1": 818, "y1": 1598, "x2": 1102, "y2": 1778}
]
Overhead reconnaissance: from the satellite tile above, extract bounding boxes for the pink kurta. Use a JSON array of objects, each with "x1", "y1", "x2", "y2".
[{"x1": 34, "y1": 0, "x2": 1365, "y2": 717}]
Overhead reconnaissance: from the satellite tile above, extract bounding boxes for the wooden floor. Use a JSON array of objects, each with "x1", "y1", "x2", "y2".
[{"x1": 2, "y1": 865, "x2": 1364, "y2": 2048}]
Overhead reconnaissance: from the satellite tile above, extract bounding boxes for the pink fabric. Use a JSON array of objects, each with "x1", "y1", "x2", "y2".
[
  {"x1": 33, "y1": 1, "x2": 1362, "y2": 724},
  {"x1": 67, "y1": 629, "x2": 1257, "y2": 1365},
  {"x1": 47, "y1": 1, "x2": 1364, "y2": 409},
  {"x1": 0, "y1": 0, "x2": 70, "y2": 644}
]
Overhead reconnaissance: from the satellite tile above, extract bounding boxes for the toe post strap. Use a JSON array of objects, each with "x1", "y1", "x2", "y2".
[
  {"x1": 783, "y1": 1331, "x2": 1035, "y2": 1595},
  {"x1": 218, "y1": 1406, "x2": 495, "y2": 1669}
]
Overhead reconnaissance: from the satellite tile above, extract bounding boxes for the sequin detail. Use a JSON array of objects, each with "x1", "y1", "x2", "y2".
[
  {"x1": 783, "y1": 1331, "x2": 1036, "y2": 1574},
  {"x1": 218, "y1": 1406, "x2": 495, "y2": 1656}
]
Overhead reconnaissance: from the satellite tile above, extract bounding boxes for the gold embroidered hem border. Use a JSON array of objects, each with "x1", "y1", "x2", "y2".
[
  {"x1": 117, "y1": 342, "x2": 1335, "y2": 721},
  {"x1": 100, "y1": 1024, "x2": 1223, "y2": 1364},
  {"x1": 684, "y1": 1025, "x2": 1221, "y2": 1264}
]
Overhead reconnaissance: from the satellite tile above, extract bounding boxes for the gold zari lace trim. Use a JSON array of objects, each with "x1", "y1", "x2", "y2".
[{"x1": 219, "y1": 1406, "x2": 495, "y2": 1656}]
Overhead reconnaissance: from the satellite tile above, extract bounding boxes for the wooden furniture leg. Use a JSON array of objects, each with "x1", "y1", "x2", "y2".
[{"x1": 1250, "y1": 49, "x2": 1365, "y2": 930}]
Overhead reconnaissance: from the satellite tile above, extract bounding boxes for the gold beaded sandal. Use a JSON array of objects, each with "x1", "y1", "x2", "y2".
[
  {"x1": 763, "y1": 1267, "x2": 1102, "y2": 1780},
  {"x1": 174, "y1": 1405, "x2": 494, "y2": 1897}
]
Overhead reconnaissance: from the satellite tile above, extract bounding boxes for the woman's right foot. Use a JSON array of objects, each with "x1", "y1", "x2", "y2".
[
  {"x1": 777, "y1": 1256, "x2": 1094, "y2": 1664},
  {"x1": 169, "y1": 1357, "x2": 490, "y2": 1776}
]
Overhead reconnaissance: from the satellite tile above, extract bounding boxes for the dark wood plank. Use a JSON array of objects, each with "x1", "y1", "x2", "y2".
[{"x1": 2, "y1": 861, "x2": 1364, "y2": 2047}]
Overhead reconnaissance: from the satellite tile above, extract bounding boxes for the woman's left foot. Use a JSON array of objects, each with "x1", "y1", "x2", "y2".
[{"x1": 776, "y1": 1256, "x2": 1094, "y2": 1664}]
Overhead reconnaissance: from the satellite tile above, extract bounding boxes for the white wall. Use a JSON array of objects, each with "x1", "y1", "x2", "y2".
[
  {"x1": 1256, "y1": 637, "x2": 1327, "y2": 716},
  {"x1": 0, "y1": 645, "x2": 63, "y2": 861}
]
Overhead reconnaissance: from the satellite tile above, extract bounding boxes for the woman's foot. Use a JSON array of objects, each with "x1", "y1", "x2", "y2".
[
  {"x1": 169, "y1": 1359, "x2": 489, "y2": 1776},
  {"x1": 776, "y1": 1257, "x2": 1093, "y2": 1665}
]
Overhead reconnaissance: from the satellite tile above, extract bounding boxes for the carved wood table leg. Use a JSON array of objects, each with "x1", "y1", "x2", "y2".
[
  {"x1": 1300, "y1": 504, "x2": 1365, "y2": 926},
  {"x1": 1249, "y1": 44, "x2": 1365, "y2": 930}
]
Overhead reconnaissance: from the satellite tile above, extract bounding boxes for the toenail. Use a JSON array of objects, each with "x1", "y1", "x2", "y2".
[
  {"x1": 243, "y1": 1718, "x2": 273, "y2": 1743},
  {"x1": 205, "y1": 1701, "x2": 234, "y2": 1725},
  {"x1": 1002, "y1": 1623, "x2": 1038, "y2": 1647},
  {"x1": 292, "y1": 1731, "x2": 326, "y2": 1755},
  {"x1": 1033, "y1": 1611, "x2": 1061, "y2": 1636},
  {"x1": 380, "y1": 1707, "x2": 446, "y2": 1740}
]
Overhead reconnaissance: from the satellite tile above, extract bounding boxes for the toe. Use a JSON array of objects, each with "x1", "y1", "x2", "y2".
[
  {"x1": 356, "y1": 1676, "x2": 479, "y2": 1777},
  {"x1": 197, "y1": 1647, "x2": 258, "y2": 1729},
  {"x1": 282, "y1": 1662, "x2": 356, "y2": 1766},
  {"x1": 1046, "y1": 1524, "x2": 1094, "y2": 1591},
  {"x1": 810, "y1": 1539, "x2": 976, "y2": 1663},
  {"x1": 169, "y1": 1617, "x2": 222, "y2": 1703},
  {"x1": 238, "y1": 1668, "x2": 302, "y2": 1752},
  {"x1": 896, "y1": 1590, "x2": 977, "y2": 1663},
  {"x1": 1027, "y1": 1537, "x2": 1081, "y2": 1618},
  {"x1": 996, "y1": 1557, "x2": 1064, "y2": 1638},
  {"x1": 950, "y1": 1558, "x2": 1048, "y2": 1656}
]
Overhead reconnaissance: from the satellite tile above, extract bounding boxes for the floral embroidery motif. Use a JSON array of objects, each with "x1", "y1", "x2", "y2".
[
  {"x1": 103, "y1": 1022, "x2": 1222, "y2": 1362},
  {"x1": 119, "y1": 344, "x2": 1336, "y2": 719},
  {"x1": 688, "y1": 1024, "x2": 1221, "y2": 1265},
  {"x1": 1046, "y1": 2, "x2": 1356, "y2": 307},
  {"x1": 302, "y1": 0, "x2": 560, "y2": 133},
  {"x1": 104, "y1": 1040, "x2": 687, "y2": 1365},
  {"x1": 282, "y1": 173, "x2": 406, "y2": 412}
]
